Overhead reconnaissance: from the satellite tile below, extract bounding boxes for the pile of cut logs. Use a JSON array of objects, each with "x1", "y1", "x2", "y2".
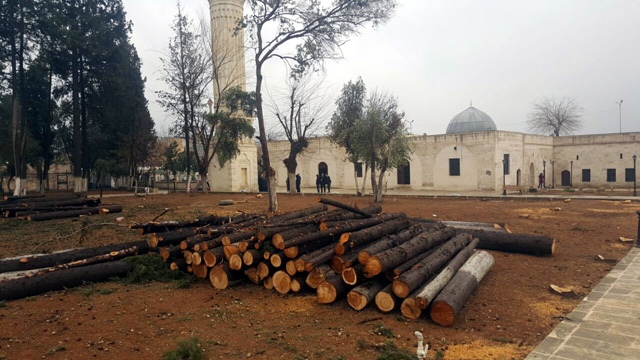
[
  {"x1": 1, "y1": 194, "x2": 122, "y2": 221},
  {"x1": 152, "y1": 198, "x2": 555, "y2": 326},
  {"x1": 0, "y1": 198, "x2": 554, "y2": 325}
]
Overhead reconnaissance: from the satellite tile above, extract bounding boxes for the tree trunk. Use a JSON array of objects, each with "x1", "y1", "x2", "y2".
[
  {"x1": 26, "y1": 206, "x2": 122, "y2": 221},
  {"x1": 341, "y1": 264, "x2": 364, "y2": 286},
  {"x1": 305, "y1": 264, "x2": 332, "y2": 289},
  {"x1": 0, "y1": 260, "x2": 134, "y2": 301},
  {"x1": 430, "y1": 251, "x2": 495, "y2": 327},
  {"x1": 317, "y1": 271, "x2": 352, "y2": 304},
  {"x1": 243, "y1": 249, "x2": 262, "y2": 267},
  {"x1": 275, "y1": 213, "x2": 405, "y2": 250},
  {"x1": 347, "y1": 278, "x2": 387, "y2": 311},
  {"x1": 357, "y1": 223, "x2": 438, "y2": 265},
  {"x1": 318, "y1": 197, "x2": 375, "y2": 218},
  {"x1": 469, "y1": 230, "x2": 556, "y2": 255},
  {"x1": 392, "y1": 233, "x2": 472, "y2": 298},
  {"x1": 271, "y1": 224, "x2": 319, "y2": 250},
  {"x1": 272, "y1": 270, "x2": 292, "y2": 294},
  {"x1": 374, "y1": 283, "x2": 397, "y2": 313},
  {"x1": 209, "y1": 262, "x2": 243, "y2": 289},
  {"x1": 401, "y1": 239, "x2": 480, "y2": 320},
  {"x1": 0, "y1": 240, "x2": 150, "y2": 274},
  {"x1": 335, "y1": 218, "x2": 410, "y2": 255},
  {"x1": 148, "y1": 227, "x2": 198, "y2": 248},
  {"x1": 363, "y1": 227, "x2": 456, "y2": 278}
]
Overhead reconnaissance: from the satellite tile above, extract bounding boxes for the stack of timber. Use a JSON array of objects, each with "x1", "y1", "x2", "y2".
[
  {"x1": 0, "y1": 194, "x2": 123, "y2": 221},
  {"x1": 1, "y1": 197, "x2": 556, "y2": 326},
  {"x1": 155, "y1": 198, "x2": 555, "y2": 326}
]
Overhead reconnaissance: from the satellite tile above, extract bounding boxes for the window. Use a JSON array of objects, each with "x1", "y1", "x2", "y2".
[
  {"x1": 625, "y1": 168, "x2": 636, "y2": 182},
  {"x1": 607, "y1": 169, "x2": 616, "y2": 182},
  {"x1": 355, "y1": 163, "x2": 363, "y2": 178},
  {"x1": 397, "y1": 164, "x2": 411, "y2": 185},
  {"x1": 449, "y1": 158, "x2": 460, "y2": 176},
  {"x1": 503, "y1": 154, "x2": 510, "y2": 175},
  {"x1": 582, "y1": 169, "x2": 591, "y2": 182},
  {"x1": 576, "y1": 155, "x2": 579, "y2": 160}
]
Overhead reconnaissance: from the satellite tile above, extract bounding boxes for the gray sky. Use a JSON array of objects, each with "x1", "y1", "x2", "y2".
[{"x1": 123, "y1": 0, "x2": 640, "y2": 137}]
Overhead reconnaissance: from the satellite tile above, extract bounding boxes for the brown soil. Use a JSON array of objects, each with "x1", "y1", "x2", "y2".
[{"x1": 0, "y1": 192, "x2": 638, "y2": 360}]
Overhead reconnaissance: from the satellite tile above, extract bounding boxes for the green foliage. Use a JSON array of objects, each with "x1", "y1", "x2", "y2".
[
  {"x1": 121, "y1": 254, "x2": 192, "y2": 286},
  {"x1": 374, "y1": 325, "x2": 395, "y2": 338},
  {"x1": 376, "y1": 341, "x2": 415, "y2": 360},
  {"x1": 162, "y1": 337, "x2": 205, "y2": 360},
  {"x1": 329, "y1": 77, "x2": 367, "y2": 163}
]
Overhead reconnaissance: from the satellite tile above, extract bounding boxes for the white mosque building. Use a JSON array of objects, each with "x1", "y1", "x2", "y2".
[{"x1": 206, "y1": 0, "x2": 639, "y2": 194}]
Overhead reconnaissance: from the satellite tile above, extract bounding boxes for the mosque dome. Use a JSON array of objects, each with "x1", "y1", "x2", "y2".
[{"x1": 445, "y1": 106, "x2": 497, "y2": 134}]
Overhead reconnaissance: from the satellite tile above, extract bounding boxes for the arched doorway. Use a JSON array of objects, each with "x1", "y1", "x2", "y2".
[
  {"x1": 561, "y1": 170, "x2": 571, "y2": 186},
  {"x1": 318, "y1": 162, "x2": 328, "y2": 176},
  {"x1": 516, "y1": 169, "x2": 521, "y2": 186}
]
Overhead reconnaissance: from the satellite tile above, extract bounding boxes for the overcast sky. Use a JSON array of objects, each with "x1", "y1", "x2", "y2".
[{"x1": 122, "y1": 0, "x2": 640, "y2": 137}]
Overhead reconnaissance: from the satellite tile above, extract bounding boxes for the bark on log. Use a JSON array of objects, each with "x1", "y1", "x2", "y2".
[
  {"x1": 256, "y1": 261, "x2": 275, "y2": 280},
  {"x1": 363, "y1": 227, "x2": 456, "y2": 278},
  {"x1": 47, "y1": 246, "x2": 141, "y2": 272},
  {"x1": 303, "y1": 245, "x2": 336, "y2": 272},
  {"x1": 276, "y1": 213, "x2": 405, "y2": 250},
  {"x1": 223, "y1": 245, "x2": 240, "y2": 260},
  {"x1": 99, "y1": 205, "x2": 122, "y2": 215},
  {"x1": 374, "y1": 283, "x2": 397, "y2": 313},
  {"x1": 330, "y1": 248, "x2": 362, "y2": 273},
  {"x1": 295, "y1": 242, "x2": 335, "y2": 272},
  {"x1": 401, "y1": 239, "x2": 480, "y2": 320},
  {"x1": 317, "y1": 271, "x2": 352, "y2": 304},
  {"x1": 430, "y1": 251, "x2": 495, "y2": 326},
  {"x1": 0, "y1": 260, "x2": 134, "y2": 301},
  {"x1": 357, "y1": 222, "x2": 439, "y2": 265},
  {"x1": 271, "y1": 225, "x2": 319, "y2": 250},
  {"x1": 149, "y1": 227, "x2": 198, "y2": 248},
  {"x1": 268, "y1": 204, "x2": 328, "y2": 222},
  {"x1": 130, "y1": 215, "x2": 232, "y2": 235},
  {"x1": 0, "y1": 240, "x2": 150, "y2": 273},
  {"x1": 469, "y1": 230, "x2": 556, "y2": 255},
  {"x1": 392, "y1": 234, "x2": 472, "y2": 298},
  {"x1": 1, "y1": 198, "x2": 97, "y2": 213},
  {"x1": 170, "y1": 259, "x2": 187, "y2": 272},
  {"x1": 221, "y1": 231, "x2": 255, "y2": 246},
  {"x1": 27, "y1": 205, "x2": 121, "y2": 221},
  {"x1": 386, "y1": 244, "x2": 440, "y2": 280},
  {"x1": 335, "y1": 218, "x2": 411, "y2": 255},
  {"x1": 347, "y1": 278, "x2": 388, "y2": 311},
  {"x1": 318, "y1": 197, "x2": 375, "y2": 218},
  {"x1": 306, "y1": 264, "x2": 333, "y2": 289}
]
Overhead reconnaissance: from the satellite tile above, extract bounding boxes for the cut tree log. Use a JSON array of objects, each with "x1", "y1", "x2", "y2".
[
  {"x1": 386, "y1": 244, "x2": 441, "y2": 280},
  {"x1": 272, "y1": 270, "x2": 292, "y2": 294},
  {"x1": 335, "y1": 218, "x2": 411, "y2": 255},
  {"x1": 192, "y1": 263, "x2": 208, "y2": 279},
  {"x1": 243, "y1": 249, "x2": 262, "y2": 267},
  {"x1": 357, "y1": 222, "x2": 438, "y2": 265},
  {"x1": 209, "y1": 263, "x2": 243, "y2": 289},
  {"x1": 228, "y1": 253, "x2": 243, "y2": 271},
  {"x1": 269, "y1": 252, "x2": 285, "y2": 268},
  {"x1": 275, "y1": 213, "x2": 406, "y2": 250},
  {"x1": 363, "y1": 227, "x2": 456, "y2": 278},
  {"x1": 27, "y1": 205, "x2": 122, "y2": 221},
  {"x1": 244, "y1": 267, "x2": 261, "y2": 285},
  {"x1": 317, "y1": 271, "x2": 353, "y2": 304},
  {"x1": 306, "y1": 264, "x2": 333, "y2": 289},
  {"x1": 285, "y1": 260, "x2": 298, "y2": 276},
  {"x1": 0, "y1": 260, "x2": 134, "y2": 301},
  {"x1": 374, "y1": 283, "x2": 398, "y2": 313},
  {"x1": 347, "y1": 278, "x2": 388, "y2": 311},
  {"x1": 295, "y1": 242, "x2": 335, "y2": 272},
  {"x1": 0, "y1": 240, "x2": 150, "y2": 273},
  {"x1": 130, "y1": 215, "x2": 232, "y2": 235},
  {"x1": 149, "y1": 227, "x2": 198, "y2": 248},
  {"x1": 468, "y1": 230, "x2": 556, "y2": 256},
  {"x1": 318, "y1": 197, "x2": 375, "y2": 218},
  {"x1": 392, "y1": 233, "x2": 472, "y2": 298},
  {"x1": 342, "y1": 264, "x2": 365, "y2": 286},
  {"x1": 203, "y1": 250, "x2": 217, "y2": 267},
  {"x1": 263, "y1": 276, "x2": 274, "y2": 290},
  {"x1": 270, "y1": 225, "x2": 319, "y2": 250},
  {"x1": 49, "y1": 246, "x2": 141, "y2": 272},
  {"x1": 430, "y1": 251, "x2": 495, "y2": 327},
  {"x1": 400, "y1": 238, "x2": 480, "y2": 320}
]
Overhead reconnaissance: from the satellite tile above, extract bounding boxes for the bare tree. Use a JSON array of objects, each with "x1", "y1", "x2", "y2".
[
  {"x1": 527, "y1": 96, "x2": 583, "y2": 136},
  {"x1": 270, "y1": 74, "x2": 331, "y2": 194},
  {"x1": 242, "y1": 0, "x2": 398, "y2": 212}
]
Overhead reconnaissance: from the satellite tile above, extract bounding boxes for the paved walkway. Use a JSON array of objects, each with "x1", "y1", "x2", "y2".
[{"x1": 526, "y1": 246, "x2": 640, "y2": 359}]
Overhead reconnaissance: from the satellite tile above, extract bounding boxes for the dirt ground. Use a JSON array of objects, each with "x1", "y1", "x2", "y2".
[{"x1": 0, "y1": 192, "x2": 638, "y2": 360}]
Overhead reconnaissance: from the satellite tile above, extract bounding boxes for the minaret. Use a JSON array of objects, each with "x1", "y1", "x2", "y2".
[
  {"x1": 209, "y1": 0, "x2": 246, "y2": 94},
  {"x1": 207, "y1": 0, "x2": 257, "y2": 192}
]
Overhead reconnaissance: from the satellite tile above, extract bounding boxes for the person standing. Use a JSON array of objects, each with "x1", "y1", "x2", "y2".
[
  {"x1": 315, "y1": 174, "x2": 320, "y2": 193},
  {"x1": 538, "y1": 173, "x2": 544, "y2": 189},
  {"x1": 326, "y1": 175, "x2": 332, "y2": 193},
  {"x1": 295, "y1": 174, "x2": 301, "y2": 193},
  {"x1": 320, "y1": 174, "x2": 326, "y2": 193}
]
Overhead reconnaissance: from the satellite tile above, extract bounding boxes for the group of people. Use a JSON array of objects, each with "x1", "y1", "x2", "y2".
[{"x1": 316, "y1": 173, "x2": 331, "y2": 193}]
